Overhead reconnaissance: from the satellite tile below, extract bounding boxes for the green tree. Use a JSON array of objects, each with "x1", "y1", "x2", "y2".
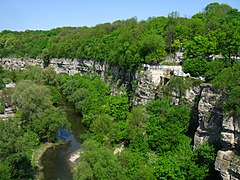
[
  {"x1": 204, "y1": 59, "x2": 230, "y2": 82},
  {"x1": 89, "y1": 113, "x2": 114, "y2": 144},
  {"x1": 224, "y1": 86, "x2": 240, "y2": 116},
  {"x1": 12, "y1": 80, "x2": 70, "y2": 142},
  {"x1": 182, "y1": 58, "x2": 208, "y2": 77},
  {"x1": 139, "y1": 34, "x2": 166, "y2": 63},
  {"x1": 41, "y1": 66, "x2": 57, "y2": 86},
  {"x1": 126, "y1": 106, "x2": 149, "y2": 152},
  {"x1": 0, "y1": 119, "x2": 35, "y2": 179},
  {"x1": 146, "y1": 99, "x2": 190, "y2": 153},
  {"x1": 74, "y1": 140, "x2": 122, "y2": 180}
]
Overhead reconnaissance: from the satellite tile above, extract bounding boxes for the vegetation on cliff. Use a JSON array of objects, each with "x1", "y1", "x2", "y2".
[
  {"x1": 0, "y1": 2, "x2": 239, "y2": 179},
  {"x1": 0, "y1": 65, "x2": 217, "y2": 179}
]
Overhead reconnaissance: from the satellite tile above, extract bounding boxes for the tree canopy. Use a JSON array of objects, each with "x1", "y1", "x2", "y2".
[{"x1": 0, "y1": 3, "x2": 239, "y2": 72}]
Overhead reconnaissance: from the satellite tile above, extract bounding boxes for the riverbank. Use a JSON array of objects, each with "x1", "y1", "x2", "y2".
[{"x1": 32, "y1": 143, "x2": 60, "y2": 170}]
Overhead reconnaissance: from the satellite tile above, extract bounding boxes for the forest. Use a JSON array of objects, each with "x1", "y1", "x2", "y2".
[
  {"x1": 0, "y1": 65, "x2": 218, "y2": 179},
  {"x1": 0, "y1": 3, "x2": 239, "y2": 71},
  {"x1": 0, "y1": 2, "x2": 240, "y2": 180}
]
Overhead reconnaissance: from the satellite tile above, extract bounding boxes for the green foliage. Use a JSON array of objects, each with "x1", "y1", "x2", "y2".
[
  {"x1": 213, "y1": 62, "x2": 240, "y2": 92},
  {"x1": 193, "y1": 142, "x2": 216, "y2": 168},
  {"x1": 0, "y1": 119, "x2": 36, "y2": 179},
  {"x1": 1, "y1": 3, "x2": 236, "y2": 178},
  {"x1": 204, "y1": 59, "x2": 230, "y2": 82},
  {"x1": 211, "y1": 62, "x2": 240, "y2": 121},
  {"x1": 126, "y1": 106, "x2": 148, "y2": 152},
  {"x1": 104, "y1": 94, "x2": 129, "y2": 121},
  {"x1": 0, "y1": 161, "x2": 11, "y2": 180},
  {"x1": 0, "y1": 98, "x2": 5, "y2": 114},
  {"x1": 32, "y1": 107, "x2": 69, "y2": 142},
  {"x1": 12, "y1": 80, "x2": 52, "y2": 116},
  {"x1": 73, "y1": 140, "x2": 121, "y2": 180},
  {"x1": 139, "y1": 33, "x2": 166, "y2": 63},
  {"x1": 0, "y1": 77, "x2": 5, "y2": 89},
  {"x1": 182, "y1": 58, "x2": 208, "y2": 77},
  {"x1": 163, "y1": 76, "x2": 202, "y2": 103},
  {"x1": 0, "y1": 2, "x2": 239, "y2": 70},
  {"x1": 15, "y1": 65, "x2": 43, "y2": 83},
  {"x1": 12, "y1": 80, "x2": 70, "y2": 142},
  {"x1": 48, "y1": 86, "x2": 61, "y2": 104},
  {"x1": 41, "y1": 66, "x2": 57, "y2": 86},
  {"x1": 155, "y1": 137, "x2": 215, "y2": 180},
  {"x1": 0, "y1": 69, "x2": 16, "y2": 83},
  {"x1": 224, "y1": 86, "x2": 240, "y2": 116},
  {"x1": 119, "y1": 150, "x2": 155, "y2": 179},
  {"x1": 146, "y1": 98, "x2": 191, "y2": 153},
  {"x1": 89, "y1": 114, "x2": 114, "y2": 144}
]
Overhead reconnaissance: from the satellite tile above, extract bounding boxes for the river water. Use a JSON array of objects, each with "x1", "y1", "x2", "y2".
[{"x1": 41, "y1": 102, "x2": 85, "y2": 180}]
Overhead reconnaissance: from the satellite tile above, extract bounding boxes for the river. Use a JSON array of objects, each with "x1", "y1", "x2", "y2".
[{"x1": 41, "y1": 102, "x2": 85, "y2": 180}]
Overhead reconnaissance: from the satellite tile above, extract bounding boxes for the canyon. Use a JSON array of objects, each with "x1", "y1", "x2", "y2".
[{"x1": 1, "y1": 58, "x2": 239, "y2": 179}]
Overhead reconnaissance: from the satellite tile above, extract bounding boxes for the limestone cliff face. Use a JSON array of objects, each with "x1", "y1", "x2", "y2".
[
  {"x1": 215, "y1": 150, "x2": 240, "y2": 180},
  {"x1": 0, "y1": 58, "x2": 125, "y2": 94},
  {"x1": 215, "y1": 114, "x2": 240, "y2": 180},
  {"x1": 194, "y1": 84, "x2": 240, "y2": 180},
  {"x1": 133, "y1": 65, "x2": 189, "y2": 105},
  {"x1": 0, "y1": 58, "x2": 190, "y2": 105},
  {"x1": 194, "y1": 84, "x2": 224, "y2": 148},
  {"x1": 0, "y1": 58, "x2": 44, "y2": 70}
]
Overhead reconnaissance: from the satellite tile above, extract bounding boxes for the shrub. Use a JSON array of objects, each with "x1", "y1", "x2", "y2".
[{"x1": 182, "y1": 58, "x2": 208, "y2": 77}]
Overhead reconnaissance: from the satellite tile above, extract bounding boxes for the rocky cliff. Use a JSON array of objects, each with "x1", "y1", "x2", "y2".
[
  {"x1": 1, "y1": 58, "x2": 239, "y2": 179},
  {"x1": 133, "y1": 65, "x2": 189, "y2": 105},
  {"x1": 194, "y1": 84, "x2": 240, "y2": 179},
  {"x1": 0, "y1": 58, "x2": 188, "y2": 105}
]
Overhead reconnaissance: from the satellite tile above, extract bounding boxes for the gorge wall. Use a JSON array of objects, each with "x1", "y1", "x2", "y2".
[
  {"x1": 1, "y1": 58, "x2": 239, "y2": 179},
  {"x1": 0, "y1": 58, "x2": 188, "y2": 105},
  {"x1": 194, "y1": 84, "x2": 240, "y2": 180}
]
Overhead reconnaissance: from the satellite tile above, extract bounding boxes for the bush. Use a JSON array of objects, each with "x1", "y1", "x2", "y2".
[
  {"x1": 182, "y1": 58, "x2": 208, "y2": 77},
  {"x1": 224, "y1": 86, "x2": 240, "y2": 116},
  {"x1": 204, "y1": 59, "x2": 230, "y2": 82},
  {"x1": 0, "y1": 98, "x2": 5, "y2": 114}
]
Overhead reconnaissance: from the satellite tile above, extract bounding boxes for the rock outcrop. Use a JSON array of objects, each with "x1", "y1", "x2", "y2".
[
  {"x1": 194, "y1": 84, "x2": 224, "y2": 148},
  {"x1": 215, "y1": 150, "x2": 240, "y2": 180},
  {"x1": 0, "y1": 58, "x2": 44, "y2": 70},
  {"x1": 133, "y1": 65, "x2": 189, "y2": 105},
  {"x1": 0, "y1": 58, "x2": 189, "y2": 105},
  {"x1": 194, "y1": 84, "x2": 240, "y2": 179}
]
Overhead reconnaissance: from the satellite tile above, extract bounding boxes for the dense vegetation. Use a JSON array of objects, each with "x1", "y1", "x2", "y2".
[
  {"x1": 57, "y1": 72, "x2": 216, "y2": 180},
  {"x1": 0, "y1": 2, "x2": 240, "y2": 180},
  {"x1": 0, "y1": 3, "x2": 239, "y2": 72},
  {"x1": 0, "y1": 65, "x2": 217, "y2": 179},
  {"x1": 0, "y1": 66, "x2": 70, "y2": 179}
]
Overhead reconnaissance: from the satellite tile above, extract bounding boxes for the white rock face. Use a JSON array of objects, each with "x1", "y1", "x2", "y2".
[
  {"x1": 194, "y1": 84, "x2": 223, "y2": 149},
  {"x1": 134, "y1": 65, "x2": 190, "y2": 105},
  {"x1": 194, "y1": 84, "x2": 240, "y2": 179},
  {"x1": 113, "y1": 144, "x2": 124, "y2": 155},
  {"x1": 215, "y1": 150, "x2": 240, "y2": 180},
  {"x1": 0, "y1": 58, "x2": 197, "y2": 106},
  {"x1": 0, "y1": 58, "x2": 44, "y2": 70}
]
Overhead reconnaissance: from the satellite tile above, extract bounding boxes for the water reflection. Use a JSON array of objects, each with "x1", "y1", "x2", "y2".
[{"x1": 42, "y1": 102, "x2": 85, "y2": 180}]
